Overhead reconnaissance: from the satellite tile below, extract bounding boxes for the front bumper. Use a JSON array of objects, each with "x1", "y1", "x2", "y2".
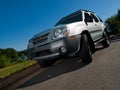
[
  {"x1": 33, "y1": 53, "x2": 60, "y2": 61},
  {"x1": 28, "y1": 35, "x2": 80, "y2": 61}
]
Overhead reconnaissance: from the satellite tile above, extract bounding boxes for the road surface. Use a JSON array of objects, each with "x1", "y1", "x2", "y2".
[{"x1": 6, "y1": 38, "x2": 120, "y2": 90}]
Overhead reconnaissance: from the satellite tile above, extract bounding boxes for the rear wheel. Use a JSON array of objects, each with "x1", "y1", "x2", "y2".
[
  {"x1": 79, "y1": 34, "x2": 92, "y2": 63},
  {"x1": 102, "y1": 31, "x2": 110, "y2": 48}
]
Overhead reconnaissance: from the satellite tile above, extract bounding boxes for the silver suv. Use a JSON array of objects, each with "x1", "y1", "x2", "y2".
[{"x1": 28, "y1": 9, "x2": 110, "y2": 67}]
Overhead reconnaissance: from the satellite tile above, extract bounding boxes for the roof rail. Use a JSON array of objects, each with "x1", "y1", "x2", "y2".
[{"x1": 80, "y1": 9, "x2": 94, "y2": 13}]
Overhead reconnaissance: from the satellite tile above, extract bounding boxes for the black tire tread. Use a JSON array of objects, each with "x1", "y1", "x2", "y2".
[
  {"x1": 102, "y1": 31, "x2": 110, "y2": 48},
  {"x1": 80, "y1": 34, "x2": 92, "y2": 63}
]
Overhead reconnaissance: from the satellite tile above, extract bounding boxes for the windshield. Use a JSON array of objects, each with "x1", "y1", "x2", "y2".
[{"x1": 55, "y1": 11, "x2": 82, "y2": 26}]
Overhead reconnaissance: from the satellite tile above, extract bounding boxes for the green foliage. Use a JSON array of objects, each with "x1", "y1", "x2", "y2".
[
  {"x1": 0, "y1": 48, "x2": 34, "y2": 79},
  {"x1": 4, "y1": 48, "x2": 18, "y2": 62},
  {"x1": 117, "y1": 10, "x2": 120, "y2": 20},
  {"x1": 105, "y1": 9, "x2": 120, "y2": 35},
  {"x1": 0, "y1": 48, "x2": 2, "y2": 55},
  {"x1": 0, "y1": 48, "x2": 28, "y2": 69},
  {"x1": 0, "y1": 55, "x2": 10, "y2": 68},
  {"x1": 18, "y1": 49, "x2": 27, "y2": 56},
  {"x1": 17, "y1": 53, "x2": 26, "y2": 62}
]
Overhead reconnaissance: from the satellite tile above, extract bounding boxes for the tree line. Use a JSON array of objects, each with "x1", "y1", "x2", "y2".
[
  {"x1": 0, "y1": 48, "x2": 27, "y2": 68},
  {"x1": 105, "y1": 9, "x2": 120, "y2": 35}
]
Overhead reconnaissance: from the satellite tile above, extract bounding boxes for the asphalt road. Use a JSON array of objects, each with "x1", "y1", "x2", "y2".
[{"x1": 6, "y1": 38, "x2": 120, "y2": 90}]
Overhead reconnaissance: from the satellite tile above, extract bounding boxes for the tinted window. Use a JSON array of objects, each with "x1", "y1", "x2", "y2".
[
  {"x1": 85, "y1": 13, "x2": 93, "y2": 22},
  {"x1": 91, "y1": 14, "x2": 99, "y2": 22},
  {"x1": 55, "y1": 12, "x2": 82, "y2": 26},
  {"x1": 98, "y1": 16, "x2": 103, "y2": 22}
]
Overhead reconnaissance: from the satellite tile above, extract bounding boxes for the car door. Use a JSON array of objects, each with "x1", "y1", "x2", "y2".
[
  {"x1": 84, "y1": 13, "x2": 97, "y2": 41},
  {"x1": 91, "y1": 13, "x2": 103, "y2": 40}
]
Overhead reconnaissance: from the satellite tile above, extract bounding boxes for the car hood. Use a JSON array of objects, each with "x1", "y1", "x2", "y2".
[{"x1": 32, "y1": 25, "x2": 66, "y2": 39}]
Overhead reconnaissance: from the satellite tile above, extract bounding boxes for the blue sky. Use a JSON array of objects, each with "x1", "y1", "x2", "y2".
[{"x1": 0, "y1": 0, "x2": 120, "y2": 51}]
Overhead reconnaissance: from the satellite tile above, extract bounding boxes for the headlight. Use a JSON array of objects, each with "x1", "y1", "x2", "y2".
[
  {"x1": 53, "y1": 27, "x2": 68, "y2": 39},
  {"x1": 54, "y1": 29, "x2": 63, "y2": 38}
]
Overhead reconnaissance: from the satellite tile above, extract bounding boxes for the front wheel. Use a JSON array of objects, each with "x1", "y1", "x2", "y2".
[
  {"x1": 102, "y1": 31, "x2": 110, "y2": 48},
  {"x1": 79, "y1": 34, "x2": 92, "y2": 63}
]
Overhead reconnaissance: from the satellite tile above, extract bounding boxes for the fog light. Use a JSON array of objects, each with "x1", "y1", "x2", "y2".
[{"x1": 60, "y1": 47, "x2": 67, "y2": 53}]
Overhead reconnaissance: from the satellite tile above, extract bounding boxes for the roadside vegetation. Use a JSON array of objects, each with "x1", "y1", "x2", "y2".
[
  {"x1": 0, "y1": 48, "x2": 37, "y2": 78},
  {"x1": 0, "y1": 48, "x2": 28, "y2": 68},
  {"x1": 105, "y1": 9, "x2": 120, "y2": 36},
  {"x1": 0, "y1": 60, "x2": 36, "y2": 78}
]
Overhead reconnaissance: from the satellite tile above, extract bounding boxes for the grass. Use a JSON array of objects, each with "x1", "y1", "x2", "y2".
[{"x1": 0, "y1": 60, "x2": 37, "y2": 79}]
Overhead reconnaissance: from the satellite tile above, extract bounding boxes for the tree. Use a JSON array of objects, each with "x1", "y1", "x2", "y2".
[
  {"x1": 105, "y1": 9, "x2": 120, "y2": 35},
  {"x1": 18, "y1": 49, "x2": 27, "y2": 56},
  {"x1": 0, "y1": 48, "x2": 28, "y2": 68},
  {"x1": 4, "y1": 48, "x2": 18, "y2": 62},
  {"x1": 0, "y1": 55, "x2": 10, "y2": 68},
  {"x1": 17, "y1": 53, "x2": 26, "y2": 62},
  {"x1": 0, "y1": 48, "x2": 2, "y2": 55},
  {"x1": 118, "y1": 9, "x2": 120, "y2": 20}
]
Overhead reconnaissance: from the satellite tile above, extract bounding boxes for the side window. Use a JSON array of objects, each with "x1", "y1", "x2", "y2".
[
  {"x1": 85, "y1": 13, "x2": 93, "y2": 22},
  {"x1": 91, "y1": 14, "x2": 99, "y2": 22},
  {"x1": 98, "y1": 16, "x2": 103, "y2": 22}
]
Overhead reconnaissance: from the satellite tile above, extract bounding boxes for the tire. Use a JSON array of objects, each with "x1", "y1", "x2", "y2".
[
  {"x1": 38, "y1": 60, "x2": 55, "y2": 67},
  {"x1": 79, "y1": 34, "x2": 92, "y2": 63},
  {"x1": 102, "y1": 31, "x2": 110, "y2": 48}
]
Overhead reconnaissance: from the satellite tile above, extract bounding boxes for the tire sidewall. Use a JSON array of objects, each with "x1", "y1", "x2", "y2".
[
  {"x1": 102, "y1": 31, "x2": 110, "y2": 48},
  {"x1": 79, "y1": 34, "x2": 92, "y2": 63}
]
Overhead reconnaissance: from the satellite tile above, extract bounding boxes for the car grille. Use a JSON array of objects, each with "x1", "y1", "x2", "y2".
[{"x1": 32, "y1": 32, "x2": 49, "y2": 45}]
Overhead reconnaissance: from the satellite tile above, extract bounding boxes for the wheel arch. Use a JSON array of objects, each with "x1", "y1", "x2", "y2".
[
  {"x1": 103, "y1": 28, "x2": 110, "y2": 39},
  {"x1": 81, "y1": 30, "x2": 95, "y2": 51}
]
